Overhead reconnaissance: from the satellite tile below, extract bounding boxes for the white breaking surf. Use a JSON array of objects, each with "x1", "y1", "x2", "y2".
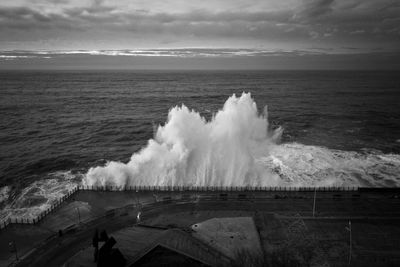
[{"x1": 83, "y1": 92, "x2": 400, "y2": 188}]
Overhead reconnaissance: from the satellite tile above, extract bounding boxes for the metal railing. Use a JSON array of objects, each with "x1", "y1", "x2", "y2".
[
  {"x1": 0, "y1": 186, "x2": 79, "y2": 231},
  {"x1": 0, "y1": 185, "x2": 362, "y2": 231},
  {"x1": 78, "y1": 185, "x2": 359, "y2": 192}
]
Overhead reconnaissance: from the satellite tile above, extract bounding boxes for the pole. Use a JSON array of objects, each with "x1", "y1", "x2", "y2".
[
  {"x1": 312, "y1": 187, "x2": 317, "y2": 217},
  {"x1": 348, "y1": 220, "x2": 352, "y2": 265},
  {"x1": 14, "y1": 242, "x2": 18, "y2": 261}
]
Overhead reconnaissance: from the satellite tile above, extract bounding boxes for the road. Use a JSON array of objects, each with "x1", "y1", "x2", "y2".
[{"x1": 8, "y1": 189, "x2": 400, "y2": 266}]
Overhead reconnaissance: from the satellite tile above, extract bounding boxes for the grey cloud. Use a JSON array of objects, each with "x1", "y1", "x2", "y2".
[
  {"x1": 30, "y1": 0, "x2": 71, "y2": 4},
  {"x1": 63, "y1": 0, "x2": 115, "y2": 18},
  {"x1": 0, "y1": 7, "x2": 52, "y2": 22},
  {"x1": 100, "y1": 9, "x2": 293, "y2": 28},
  {"x1": 0, "y1": 5, "x2": 298, "y2": 39},
  {"x1": 152, "y1": 10, "x2": 292, "y2": 23},
  {"x1": 0, "y1": 3, "x2": 293, "y2": 26},
  {"x1": 0, "y1": 6, "x2": 83, "y2": 33},
  {"x1": 293, "y1": 0, "x2": 335, "y2": 21},
  {"x1": 0, "y1": 0, "x2": 399, "y2": 52},
  {"x1": 305, "y1": 0, "x2": 335, "y2": 17}
]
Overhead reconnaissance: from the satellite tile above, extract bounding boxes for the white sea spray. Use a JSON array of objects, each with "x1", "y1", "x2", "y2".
[{"x1": 83, "y1": 92, "x2": 400, "y2": 188}]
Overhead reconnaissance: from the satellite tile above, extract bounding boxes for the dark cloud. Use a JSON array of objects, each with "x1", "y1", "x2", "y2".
[
  {"x1": 0, "y1": 7, "x2": 296, "y2": 39},
  {"x1": 0, "y1": 0, "x2": 399, "y2": 53},
  {"x1": 294, "y1": 0, "x2": 335, "y2": 20},
  {"x1": 0, "y1": 6, "x2": 82, "y2": 34},
  {"x1": 0, "y1": 7, "x2": 51, "y2": 22},
  {"x1": 67, "y1": 0, "x2": 115, "y2": 15}
]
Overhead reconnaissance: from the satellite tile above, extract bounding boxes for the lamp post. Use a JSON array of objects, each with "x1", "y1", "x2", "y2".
[{"x1": 346, "y1": 220, "x2": 352, "y2": 265}]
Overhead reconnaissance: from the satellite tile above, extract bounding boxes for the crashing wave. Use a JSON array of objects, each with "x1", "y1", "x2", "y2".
[{"x1": 83, "y1": 92, "x2": 400, "y2": 188}]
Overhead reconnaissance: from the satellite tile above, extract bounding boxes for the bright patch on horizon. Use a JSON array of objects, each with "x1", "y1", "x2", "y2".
[{"x1": 0, "y1": 47, "x2": 386, "y2": 61}]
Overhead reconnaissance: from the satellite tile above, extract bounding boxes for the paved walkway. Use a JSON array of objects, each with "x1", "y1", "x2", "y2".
[{"x1": 1, "y1": 190, "x2": 399, "y2": 266}]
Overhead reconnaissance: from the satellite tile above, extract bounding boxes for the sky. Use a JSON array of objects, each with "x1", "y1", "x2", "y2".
[{"x1": 0, "y1": 0, "x2": 399, "y2": 69}]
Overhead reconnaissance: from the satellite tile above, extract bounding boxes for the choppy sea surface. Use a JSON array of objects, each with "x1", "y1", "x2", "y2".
[{"x1": 1, "y1": 70, "x2": 400, "y2": 220}]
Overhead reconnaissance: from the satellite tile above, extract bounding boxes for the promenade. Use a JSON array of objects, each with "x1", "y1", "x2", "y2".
[{"x1": 0, "y1": 187, "x2": 399, "y2": 266}]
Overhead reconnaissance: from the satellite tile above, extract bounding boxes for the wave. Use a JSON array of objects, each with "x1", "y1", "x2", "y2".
[
  {"x1": 0, "y1": 171, "x2": 80, "y2": 222},
  {"x1": 262, "y1": 143, "x2": 400, "y2": 187},
  {"x1": 83, "y1": 92, "x2": 400, "y2": 188}
]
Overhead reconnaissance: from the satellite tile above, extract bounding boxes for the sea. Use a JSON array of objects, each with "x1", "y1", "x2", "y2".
[{"x1": 1, "y1": 70, "x2": 400, "y2": 220}]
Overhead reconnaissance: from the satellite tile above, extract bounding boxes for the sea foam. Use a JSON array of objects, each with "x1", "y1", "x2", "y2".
[
  {"x1": 84, "y1": 93, "x2": 282, "y2": 187},
  {"x1": 83, "y1": 92, "x2": 400, "y2": 188},
  {"x1": 0, "y1": 171, "x2": 80, "y2": 222}
]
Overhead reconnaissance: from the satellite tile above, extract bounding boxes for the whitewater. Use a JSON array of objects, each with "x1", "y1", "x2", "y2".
[{"x1": 83, "y1": 92, "x2": 400, "y2": 188}]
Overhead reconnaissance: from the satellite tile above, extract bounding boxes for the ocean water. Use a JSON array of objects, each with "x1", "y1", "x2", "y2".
[{"x1": 1, "y1": 70, "x2": 400, "y2": 220}]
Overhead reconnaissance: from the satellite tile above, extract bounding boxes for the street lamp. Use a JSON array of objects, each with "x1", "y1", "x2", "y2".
[{"x1": 345, "y1": 220, "x2": 352, "y2": 265}]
